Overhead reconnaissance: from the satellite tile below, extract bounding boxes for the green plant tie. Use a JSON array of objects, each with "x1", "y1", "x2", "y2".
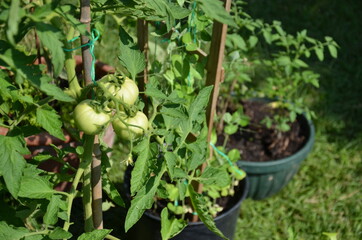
[
  {"x1": 63, "y1": 29, "x2": 100, "y2": 85},
  {"x1": 210, "y1": 143, "x2": 246, "y2": 178}
]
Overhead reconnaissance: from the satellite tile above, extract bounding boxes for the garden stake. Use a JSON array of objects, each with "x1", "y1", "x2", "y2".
[
  {"x1": 80, "y1": 0, "x2": 103, "y2": 231},
  {"x1": 193, "y1": 0, "x2": 232, "y2": 222}
]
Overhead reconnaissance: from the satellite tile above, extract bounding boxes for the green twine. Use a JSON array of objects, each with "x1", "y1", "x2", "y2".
[
  {"x1": 210, "y1": 143, "x2": 246, "y2": 178},
  {"x1": 63, "y1": 29, "x2": 100, "y2": 85}
]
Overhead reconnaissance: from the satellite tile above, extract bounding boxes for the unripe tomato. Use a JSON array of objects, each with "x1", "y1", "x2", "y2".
[
  {"x1": 74, "y1": 100, "x2": 110, "y2": 135},
  {"x1": 100, "y1": 76, "x2": 139, "y2": 106},
  {"x1": 112, "y1": 111, "x2": 148, "y2": 141}
]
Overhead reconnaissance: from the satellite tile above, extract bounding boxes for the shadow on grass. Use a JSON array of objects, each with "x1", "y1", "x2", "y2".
[{"x1": 245, "y1": 0, "x2": 362, "y2": 146}]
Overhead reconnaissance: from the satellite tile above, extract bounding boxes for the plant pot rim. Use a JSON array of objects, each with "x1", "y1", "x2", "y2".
[
  {"x1": 143, "y1": 177, "x2": 249, "y2": 226},
  {"x1": 238, "y1": 115, "x2": 315, "y2": 167}
]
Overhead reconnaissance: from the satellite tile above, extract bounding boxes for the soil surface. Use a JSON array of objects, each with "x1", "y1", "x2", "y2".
[{"x1": 219, "y1": 100, "x2": 308, "y2": 162}]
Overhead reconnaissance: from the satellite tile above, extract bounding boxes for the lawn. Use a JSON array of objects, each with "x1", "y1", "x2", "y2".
[{"x1": 234, "y1": 0, "x2": 362, "y2": 239}]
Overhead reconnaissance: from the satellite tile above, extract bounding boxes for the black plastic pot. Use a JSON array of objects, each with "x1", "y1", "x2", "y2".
[
  {"x1": 126, "y1": 177, "x2": 249, "y2": 240},
  {"x1": 237, "y1": 113, "x2": 315, "y2": 200}
]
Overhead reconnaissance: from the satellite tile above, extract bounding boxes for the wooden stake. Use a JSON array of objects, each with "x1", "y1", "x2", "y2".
[
  {"x1": 192, "y1": 0, "x2": 232, "y2": 222},
  {"x1": 80, "y1": 0, "x2": 103, "y2": 230},
  {"x1": 80, "y1": 0, "x2": 92, "y2": 86}
]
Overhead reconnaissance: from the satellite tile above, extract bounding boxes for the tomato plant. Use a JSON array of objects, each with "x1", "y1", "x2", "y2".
[
  {"x1": 74, "y1": 99, "x2": 110, "y2": 135},
  {"x1": 112, "y1": 111, "x2": 148, "y2": 141}
]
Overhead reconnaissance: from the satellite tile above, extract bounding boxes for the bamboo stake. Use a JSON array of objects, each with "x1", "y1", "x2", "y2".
[{"x1": 192, "y1": 0, "x2": 232, "y2": 222}]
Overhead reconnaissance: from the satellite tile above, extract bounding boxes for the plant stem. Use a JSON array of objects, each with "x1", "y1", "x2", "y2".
[
  {"x1": 105, "y1": 234, "x2": 122, "y2": 240},
  {"x1": 63, "y1": 163, "x2": 86, "y2": 231},
  {"x1": 82, "y1": 134, "x2": 95, "y2": 232},
  {"x1": 64, "y1": 27, "x2": 82, "y2": 99}
]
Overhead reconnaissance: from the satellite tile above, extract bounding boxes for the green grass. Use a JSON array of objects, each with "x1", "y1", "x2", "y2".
[{"x1": 234, "y1": 0, "x2": 362, "y2": 239}]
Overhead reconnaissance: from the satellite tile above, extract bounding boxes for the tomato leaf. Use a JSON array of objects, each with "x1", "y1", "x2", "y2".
[
  {"x1": 0, "y1": 221, "x2": 29, "y2": 240},
  {"x1": 49, "y1": 227, "x2": 72, "y2": 240},
  {"x1": 188, "y1": 85, "x2": 213, "y2": 122},
  {"x1": 125, "y1": 162, "x2": 166, "y2": 232},
  {"x1": 102, "y1": 173, "x2": 125, "y2": 207},
  {"x1": 18, "y1": 175, "x2": 56, "y2": 199},
  {"x1": 44, "y1": 195, "x2": 62, "y2": 225},
  {"x1": 131, "y1": 138, "x2": 152, "y2": 195},
  {"x1": 36, "y1": 105, "x2": 65, "y2": 141},
  {"x1": 164, "y1": 152, "x2": 177, "y2": 179},
  {"x1": 77, "y1": 229, "x2": 112, "y2": 240},
  {"x1": 161, "y1": 208, "x2": 187, "y2": 240},
  {"x1": 36, "y1": 23, "x2": 65, "y2": 77},
  {"x1": 188, "y1": 184, "x2": 228, "y2": 240},
  {"x1": 118, "y1": 26, "x2": 146, "y2": 80},
  {"x1": 6, "y1": 0, "x2": 23, "y2": 45},
  {"x1": 0, "y1": 135, "x2": 29, "y2": 198},
  {"x1": 199, "y1": 167, "x2": 230, "y2": 188},
  {"x1": 196, "y1": 0, "x2": 236, "y2": 27}
]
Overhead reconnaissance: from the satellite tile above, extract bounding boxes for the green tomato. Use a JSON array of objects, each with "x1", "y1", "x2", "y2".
[
  {"x1": 100, "y1": 76, "x2": 139, "y2": 106},
  {"x1": 74, "y1": 100, "x2": 110, "y2": 135},
  {"x1": 112, "y1": 111, "x2": 148, "y2": 141}
]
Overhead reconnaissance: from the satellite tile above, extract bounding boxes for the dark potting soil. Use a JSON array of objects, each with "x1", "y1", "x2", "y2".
[{"x1": 220, "y1": 100, "x2": 307, "y2": 162}]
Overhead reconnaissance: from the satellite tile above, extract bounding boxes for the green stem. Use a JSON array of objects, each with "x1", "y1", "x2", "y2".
[
  {"x1": 105, "y1": 234, "x2": 122, "y2": 240},
  {"x1": 63, "y1": 165, "x2": 85, "y2": 231},
  {"x1": 64, "y1": 27, "x2": 82, "y2": 99}
]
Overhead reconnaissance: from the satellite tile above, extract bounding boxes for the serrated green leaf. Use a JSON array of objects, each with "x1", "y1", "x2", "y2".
[
  {"x1": 77, "y1": 229, "x2": 112, "y2": 240},
  {"x1": 196, "y1": 0, "x2": 236, "y2": 27},
  {"x1": 160, "y1": 106, "x2": 186, "y2": 119},
  {"x1": 125, "y1": 162, "x2": 166, "y2": 232},
  {"x1": 49, "y1": 227, "x2": 72, "y2": 240},
  {"x1": 44, "y1": 195, "x2": 62, "y2": 225},
  {"x1": 131, "y1": 138, "x2": 151, "y2": 195},
  {"x1": 145, "y1": 85, "x2": 168, "y2": 100},
  {"x1": 168, "y1": 2, "x2": 190, "y2": 19},
  {"x1": 0, "y1": 221, "x2": 29, "y2": 240},
  {"x1": 188, "y1": 86, "x2": 213, "y2": 122},
  {"x1": 102, "y1": 174, "x2": 125, "y2": 207},
  {"x1": 165, "y1": 152, "x2": 177, "y2": 179},
  {"x1": 36, "y1": 105, "x2": 65, "y2": 140},
  {"x1": 161, "y1": 208, "x2": 187, "y2": 240},
  {"x1": 118, "y1": 26, "x2": 146, "y2": 80},
  {"x1": 18, "y1": 175, "x2": 56, "y2": 199},
  {"x1": 36, "y1": 23, "x2": 65, "y2": 77},
  {"x1": 0, "y1": 135, "x2": 29, "y2": 198},
  {"x1": 188, "y1": 185, "x2": 228, "y2": 240},
  {"x1": 199, "y1": 166, "x2": 230, "y2": 188}
]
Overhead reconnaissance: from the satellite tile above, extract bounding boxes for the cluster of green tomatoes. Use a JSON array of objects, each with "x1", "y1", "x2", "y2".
[{"x1": 73, "y1": 75, "x2": 148, "y2": 141}]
